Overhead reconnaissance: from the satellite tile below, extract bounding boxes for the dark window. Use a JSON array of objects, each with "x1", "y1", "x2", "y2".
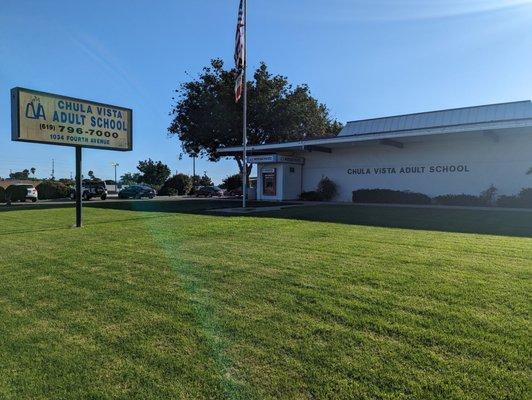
[{"x1": 289, "y1": 167, "x2": 295, "y2": 173}]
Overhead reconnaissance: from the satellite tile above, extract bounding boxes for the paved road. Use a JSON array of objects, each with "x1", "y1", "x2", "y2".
[{"x1": 1, "y1": 195, "x2": 241, "y2": 208}]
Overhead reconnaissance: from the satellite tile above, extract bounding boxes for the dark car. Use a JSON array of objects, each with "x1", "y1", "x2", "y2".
[
  {"x1": 227, "y1": 188, "x2": 243, "y2": 197},
  {"x1": 195, "y1": 186, "x2": 223, "y2": 197},
  {"x1": 118, "y1": 185, "x2": 156, "y2": 199}
]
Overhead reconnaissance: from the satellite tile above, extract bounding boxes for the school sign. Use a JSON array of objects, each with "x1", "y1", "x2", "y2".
[{"x1": 11, "y1": 87, "x2": 132, "y2": 151}]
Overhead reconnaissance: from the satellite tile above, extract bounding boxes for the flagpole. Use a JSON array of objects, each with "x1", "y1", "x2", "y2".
[{"x1": 242, "y1": 0, "x2": 248, "y2": 208}]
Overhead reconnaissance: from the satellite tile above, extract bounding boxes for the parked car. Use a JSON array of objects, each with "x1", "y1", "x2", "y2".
[
  {"x1": 118, "y1": 184, "x2": 156, "y2": 199},
  {"x1": 70, "y1": 180, "x2": 108, "y2": 201},
  {"x1": 227, "y1": 188, "x2": 243, "y2": 197},
  {"x1": 195, "y1": 186, "x2": 223, "y2": 197}
]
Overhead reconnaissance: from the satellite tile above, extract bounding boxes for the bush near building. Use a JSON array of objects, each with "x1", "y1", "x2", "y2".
[
  {"x1": 299, "y1": 191, "x2": 323, "y2": 201},
  {"x1": 159, "y1": 174, "x2": 193, "y2": 196},
  {"x1": 316, "y1": 176, "x2": 338, "y2": 201},
  {"x1": 299, "y1": 177, "x2": 338, "y2": 201},
  {"x1": 352, "y1": 189, "x2": 432, "y2": 205},
  {"x1": 433, "y1": 194, "x2": 485, "y2": 207},
  {"x1": 36, "y1": 181, "x2": 70, "y2": 200}
]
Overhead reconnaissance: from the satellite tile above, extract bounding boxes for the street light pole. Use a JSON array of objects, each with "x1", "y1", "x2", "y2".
[{"x1": 111, "y1": 162, "x2": 119, "y2": 193}]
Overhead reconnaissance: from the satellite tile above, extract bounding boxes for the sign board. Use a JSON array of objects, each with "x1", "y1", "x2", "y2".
[
  {"x1": 247, "y1": 154, "x2": 277, "y2": 163},
  {"x1": 11, "y1": 87, "x2": 132, "y2": 151},
  {"x1": 247, "y1": 154, "x2": 304, "y2": 164}
]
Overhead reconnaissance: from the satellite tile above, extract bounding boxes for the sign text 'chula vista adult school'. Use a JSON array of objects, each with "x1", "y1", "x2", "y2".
[{"x1": 11, "y1": 87, "x2": 132, "y2": 151}]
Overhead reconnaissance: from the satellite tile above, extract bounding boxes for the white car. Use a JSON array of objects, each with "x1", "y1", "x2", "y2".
[{"x1": 17, "y1": 184, "x2": 38, "y2": 202}]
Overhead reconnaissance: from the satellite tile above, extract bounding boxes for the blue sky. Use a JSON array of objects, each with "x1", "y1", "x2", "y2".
[{"x1": 1, "y1": 0, "x2": 531, "y2": 183}]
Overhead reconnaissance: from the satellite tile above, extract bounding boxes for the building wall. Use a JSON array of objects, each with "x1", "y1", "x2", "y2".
[
  {"x1": 282, "y1": 164, "x2": 302, "y2": 200},
  {"x1": 298, "y1": 131, "x2": 532, "y2": 202}
]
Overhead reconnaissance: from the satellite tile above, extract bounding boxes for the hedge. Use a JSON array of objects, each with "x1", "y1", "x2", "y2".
[
  {"x1": 36, "y1": 181, "x2": 70, "y2": 200},
  {"x1": 300, "y1": 191, "x2": 323, "y2": 201},
  {"x1": 496, "y1": 188, "x2": 532, "y2": 209},
  {"x1": 5, "y1": 185, "x2": 28, "y2": 202},
  {"x1": 352, "y1": 189, "x2": 431, "y2": 205},
  {"x1": 433, "y1": 194, "x2": 485, "y2": 207}
]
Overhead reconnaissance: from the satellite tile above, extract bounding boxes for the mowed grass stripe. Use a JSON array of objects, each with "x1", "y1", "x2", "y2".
[{"x1": 0, "y1": 203, "x2": 530, "y2": 399}]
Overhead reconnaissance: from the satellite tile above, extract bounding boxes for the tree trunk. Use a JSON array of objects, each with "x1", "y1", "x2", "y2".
[{"x1": 234, "y1": 156, "x2": 253, "y2": 180}]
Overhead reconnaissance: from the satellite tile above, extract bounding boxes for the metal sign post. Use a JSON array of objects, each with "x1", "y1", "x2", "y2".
[{"x1": 75, "y1": 146, "x2": 82, "y2": 227}]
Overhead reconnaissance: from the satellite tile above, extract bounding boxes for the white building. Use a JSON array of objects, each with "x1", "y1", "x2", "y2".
[{"x1": 219, "y1": 101, "x2": 532, "y2": 202}]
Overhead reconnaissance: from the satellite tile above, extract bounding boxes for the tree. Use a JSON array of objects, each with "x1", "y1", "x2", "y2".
[
  {"x1": 527, "y1": 167, "x2": 532, "y2": 175},
  {"x1": 30, "y1": 167, "x2": 36, "y2": 177},
  {"x1": 88, "y1": 170, "x2": 95, "y2": 179},
  {"x1": 197, "y1": 173, "x2": 213, "y2": 187},
  {"x1": 159, "y1": 174, "x2": 192, "y2": 196},
  {"x1": 168, "y1": 59, "x2": 342, "y2": 178},
  {"x1": 220, "y1": 173, "x2": 242, "y2": 191},
  {"x1": 9, "y1": 170, "x2": 30, "y2": 180},
  {"x1": 136, "y1": 159, "x2": 171, "y2": 189},
  {"x1": 120, "y1": 172, "x2": 142, "y2": 186}
]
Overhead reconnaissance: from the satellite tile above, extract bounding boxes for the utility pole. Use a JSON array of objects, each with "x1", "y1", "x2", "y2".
[
  {"x1": 51, "y1": 158, "x2": 55, "y2": 180},
  {"x1": 111, "y1": 162, "x2": 119, "y2": 193},
  {"x1": 192, "y1": 154, "x2": 196, "y2": 185}
]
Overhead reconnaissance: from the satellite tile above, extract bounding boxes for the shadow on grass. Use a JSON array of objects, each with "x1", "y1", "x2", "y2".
[
  {"x1": 91, "y1": 199, "x2": 532, "y2": 238},
  {"x1": 2, "y1": 199, "x2": 531, "y2": 238}
]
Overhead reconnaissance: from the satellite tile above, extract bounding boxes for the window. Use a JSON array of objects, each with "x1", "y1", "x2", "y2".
[{"x1": 289, "y1": 167, "x2": 295, "y2": 173}]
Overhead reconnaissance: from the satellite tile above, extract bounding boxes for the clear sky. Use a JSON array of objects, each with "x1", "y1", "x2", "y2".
[{"x1": 1, "y1": 0, "x2": 531, "y2": 183}]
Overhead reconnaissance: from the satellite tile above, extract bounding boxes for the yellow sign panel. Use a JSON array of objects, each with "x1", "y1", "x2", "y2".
[{"x1": 11, "y1": 87, "x2": 132, "y2": 151}]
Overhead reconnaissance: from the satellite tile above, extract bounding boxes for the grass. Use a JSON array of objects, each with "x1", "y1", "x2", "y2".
[{"x1": 0, "y1": 201, "x2": 530, "y2": 399}]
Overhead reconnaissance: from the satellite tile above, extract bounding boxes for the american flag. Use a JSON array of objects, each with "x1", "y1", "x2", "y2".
[
  {"x1": 235, "y1": 70, "x2": 244, "y2": 103},
  {"x1": 234, "y1": 0, "x2": 245, "y2": 102},
  {"x1": 234, "y1": 0, "x2": 245, "y2": 70}
]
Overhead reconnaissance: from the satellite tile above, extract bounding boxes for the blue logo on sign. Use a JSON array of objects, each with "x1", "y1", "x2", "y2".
[{"x1": 25, "y1": 96, "x2": 46, "y2": 120}]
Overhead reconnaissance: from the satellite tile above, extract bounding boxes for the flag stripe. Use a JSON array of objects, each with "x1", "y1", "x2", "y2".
[{"x1": 234, "y1": 0, "x2": 245, "y2": 69}]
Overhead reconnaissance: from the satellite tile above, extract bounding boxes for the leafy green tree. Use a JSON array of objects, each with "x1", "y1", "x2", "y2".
[
  {"x1": 136, "y1": 159, "x2": 171, "y2": 189},
  {"x1": 168, "y1": 59, "x2": 342, "y2": 178},
  {"x1": 120, "y1": 172, "x2": 142, "y2": 186},
  {"x1": 9, "y1": 170, "x2": 30, "y2": 180},
  {"x1": 159, "y1": 174, "x2": 192, "y2": 196},
  {"x1": 220, "y1": 174, "x2": 242, "y2": 191},
  {"x1": 30, "y1": 167, "x2": 36, "y2": 177},
  {"x1": 197, "y1": 173, "x2": 213, "y2": 187}
]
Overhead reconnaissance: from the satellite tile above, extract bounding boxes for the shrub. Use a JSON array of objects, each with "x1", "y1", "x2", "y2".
[
  {"x1": 433, "y1": 194, "x2": 484, "y2": 207},
  {"x1": 159, "y1": 173, "x2": 192, "y2": 196},
  {"x1": 5, "y1": 185, "x2": 28, "y2": 202},
  {"x1": 0, "y1": 186, "x2": 5, "y2": 202},
  {"x1": 352, "y1": 189, "x2": 431, "y2": 205},
  {"x1": 36, "y1": 181, "x2": 70, "y2": 200},
  {"x1": 496, "y1": 188, "x2": 532, "y2": 208},
  {"x1": 316, "y1": 176, "x2": 338, "y2": 201},
  {"x1": 299, "y1": 191, "x2": 323, "y2": 201}
]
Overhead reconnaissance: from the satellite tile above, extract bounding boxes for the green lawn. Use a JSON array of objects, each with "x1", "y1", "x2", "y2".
[{"x1": 0, "y1": 201, "x2": 530, "y2": 399}]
